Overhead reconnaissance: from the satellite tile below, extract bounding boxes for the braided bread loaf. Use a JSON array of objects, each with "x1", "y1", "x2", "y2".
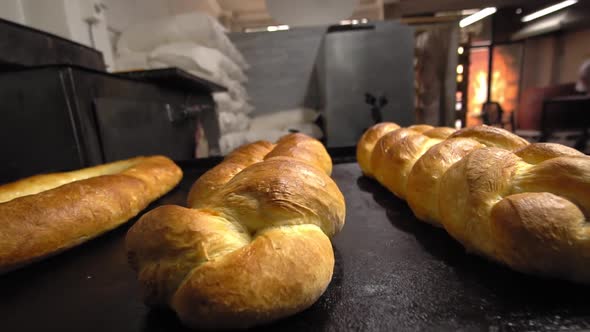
[
  {"x1": 126, "y1": 133, "x2": 345, "y2": 329},
  {"x1": 358, "y1": 123, "x2": 590, "y2": 283},
  {"x1": 0, "y1": 156, "x2": 182, "y2": 274}
]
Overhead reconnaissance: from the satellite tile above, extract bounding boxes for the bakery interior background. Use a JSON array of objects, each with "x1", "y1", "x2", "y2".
[{"x1": 0, "y1": 0, "x2": 589, "y2": 181}]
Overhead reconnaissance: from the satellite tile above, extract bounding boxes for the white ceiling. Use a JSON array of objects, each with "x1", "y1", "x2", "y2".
[
  {"x1": 217, "y1": 0, "x2": 385, "y2": 30},
  {"x1": 217, "y1": 0, "x2": 387, "y2": 12}
]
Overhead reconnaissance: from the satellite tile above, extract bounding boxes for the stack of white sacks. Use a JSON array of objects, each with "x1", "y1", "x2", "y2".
[
  {"x1": 115, "y1": 12, "x2": 250, "y2": 106},
  {"x1": 217, "y1": 105, "x2": 324, "y2": 155},
  {"x1": 114, "y1": 12, "x2": 323, "y2": 156}
]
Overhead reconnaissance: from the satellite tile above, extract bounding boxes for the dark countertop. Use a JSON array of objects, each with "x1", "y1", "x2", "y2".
[{"x1": 1, "y1": 162, "x2": 590, "y2": 331}]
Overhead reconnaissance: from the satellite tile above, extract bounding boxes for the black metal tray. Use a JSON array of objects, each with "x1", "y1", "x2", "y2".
[
  {"x1": 0, "y1": 18, "x2": 105, "y2": 71},
  {"x1": 1, "y1": 162, "x2": 590, "y2": 331},
  {"x1": 117, "y1": 68, "x2": 226, "y2": 94}
]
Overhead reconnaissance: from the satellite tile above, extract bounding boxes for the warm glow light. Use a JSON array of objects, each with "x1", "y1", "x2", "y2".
[
  {"x1": 457, "y1": 74, "x2": 463, "y2": 82},
  {"x1": 457, "y1": 65, "x2": 464, "y2": 74},
  {"x1": 466, "y1": 46, "x2": 521, "y2": 128},
  {"x1": 490, "y1": 46, "x2": 521, "y2": 123},
  {"x1": 458, "y1": 46, "x2": 464, "y2": 55},
  {"x1": 473, "y1": 71, "x2": 488, "y2": 115},
  {"x1": 467, "y1": 48, "x2": 489, "y2": 126},
  {"x1": 459, "y1": 7, "x2": 497, "y2": 28},
  {"x1": 352, "y1": 19, "x2": 359, "y2": 24},
  {"x1": 455, "y1": 119, "x2": 463, "y2": 129},
  {"x1": 361, "y1": 18, "x2": 368, "y2": 23},
  {"x1": 522, "y1": 0, "x2": 577, "y2": 22}
]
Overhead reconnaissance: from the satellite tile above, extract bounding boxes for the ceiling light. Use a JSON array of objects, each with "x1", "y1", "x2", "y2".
[
  {"x1": 461, "y1": 9, "x2": 480, "y2": 16},
  {"x1": 521, "y1": 0, "x2": 577, "y2": 22},
  {"x1": 459, "y1": 7, "x2": 497, "y2": 28},
  {"x1": 265, "y1": 25, "x2": 289, "y2": 32}
]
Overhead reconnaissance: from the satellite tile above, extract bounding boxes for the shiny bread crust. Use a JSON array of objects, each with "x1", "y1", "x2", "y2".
[
  {"x1": 126, "y1": 133, "x2": 346, "y2": 329},
  {"x1": 0, "y1": 156, "x2": 182, "y2": 274},
  {"x1": 358, "y1": 123, "x2": 590, "y2": 283}
]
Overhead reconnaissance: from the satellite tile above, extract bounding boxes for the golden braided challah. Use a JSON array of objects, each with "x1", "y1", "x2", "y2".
[
  {"x1": 126, "y1": 133, "x2": 345, "y2": 329},
  {"x1": 358, "y1": 123, "x2": 590, "y2": 283}
]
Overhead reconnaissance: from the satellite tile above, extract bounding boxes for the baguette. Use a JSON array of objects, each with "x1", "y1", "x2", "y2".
[{"x1": 0, "y1": 156, "x2": 182, "y2": 274}]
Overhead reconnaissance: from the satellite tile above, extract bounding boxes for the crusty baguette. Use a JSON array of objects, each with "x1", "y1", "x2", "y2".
[
  {"x1": 358, "y1": 123, "x2": 590, "y2": 283},
  {"x1": 126, "y1": 134, "x2": 345, "y2": 330},
  {"x1": 0, "y1": 156, "x2": 182, "y2": 274}
]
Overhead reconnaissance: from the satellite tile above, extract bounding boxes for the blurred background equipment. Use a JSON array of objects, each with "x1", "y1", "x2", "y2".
[
  {"x1": 1, "y1": 1, "x2": 590, "y2": 331},
  {"x1": 0, "y1": 0, "x2": 590, "y2": 167}
]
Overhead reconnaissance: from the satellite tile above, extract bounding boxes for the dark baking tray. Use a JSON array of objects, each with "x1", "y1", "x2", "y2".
[{"x1": 1, "y1": 161, "x2": 590, "y2": 331}]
